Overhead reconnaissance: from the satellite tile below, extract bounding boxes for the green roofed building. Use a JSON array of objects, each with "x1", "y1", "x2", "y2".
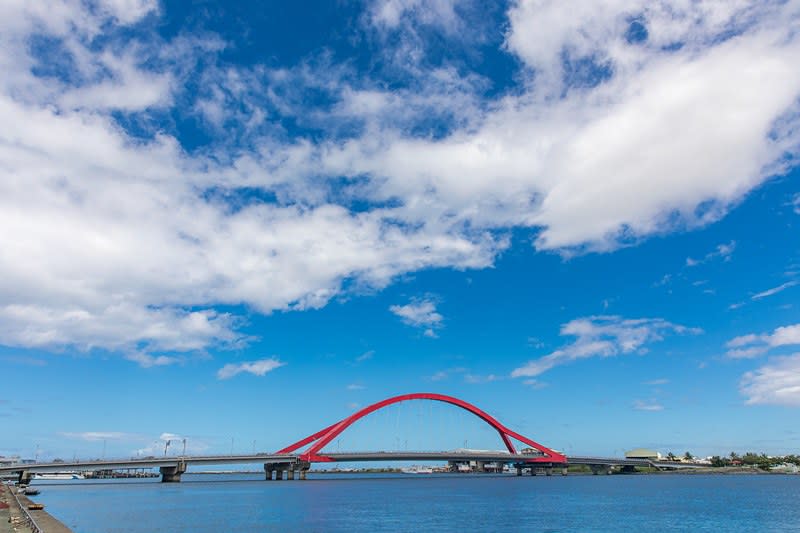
[{"x1": 625, "y1": 448, "x2": 661, "y2": 460}]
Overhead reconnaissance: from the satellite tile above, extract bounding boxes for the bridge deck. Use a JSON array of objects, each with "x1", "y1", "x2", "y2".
[{"x1": 0, "y1": 452, "x2": 701, "y2": 474}]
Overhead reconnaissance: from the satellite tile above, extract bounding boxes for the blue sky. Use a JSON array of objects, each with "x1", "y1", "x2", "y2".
[{"x1": 1, "y1": 0, "x2": 800, "y2": 462}]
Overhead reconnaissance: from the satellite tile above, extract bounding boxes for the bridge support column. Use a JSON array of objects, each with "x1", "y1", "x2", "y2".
[
  {"x1": 159, "y1": 461, "x2": 187, "y2": 483},
  {"x1": 516, "y1": 467, "x2": 522, "y2": 476},
  {"x1": 295, "y1": 460, "x2": 310, "y2": 481},
  {"x1": 17, "y1": 470, "x2": 32, "y2": 485},
  {"x1": 562, "y1": 467, "x2": 568, "y2": 476},
  {"x1": 287, "y1": 469, "x2": 295, "y2": 480},
  {"x1": 590, "y1": 465, "x2": 611, "y2": 476},
  {"x1": 529, "y1": 467, "x2": 536, "y2": 476},
  {"x1": 264, "y1": 464, "x2": 274, "y2": 480},
  {"x1": 545, "y1": 467, "x2": 552, "y2": 476}
]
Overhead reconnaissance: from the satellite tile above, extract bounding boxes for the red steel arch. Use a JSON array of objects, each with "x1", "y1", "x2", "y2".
[{"x1": 277, "y1": 392, "x2": 566, "y2": 463}]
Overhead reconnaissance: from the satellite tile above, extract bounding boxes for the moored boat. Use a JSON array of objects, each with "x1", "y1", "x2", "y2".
[{"x1": 33, "y1": 472, "x2": 85, "y2": 480}]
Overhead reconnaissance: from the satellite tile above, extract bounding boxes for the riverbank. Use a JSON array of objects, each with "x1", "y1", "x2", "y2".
[{"x1": 1, "y1": 484, "x2": 72, "y2": 533}]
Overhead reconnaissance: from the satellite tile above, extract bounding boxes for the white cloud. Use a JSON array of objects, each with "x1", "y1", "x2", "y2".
[
  {"x1": 752, "y1": 281, "x2": 799, "y2": 300},
  {"x1": 741, "y1": 353, "x2": 800, "y2": 406},
  {"x1": 311, "y1": 8, "x2": 800, "y2": 253},
  {"x1": 463, "y1": 373, "x2": 500, "y2": 384},
  {"x1": 0, "y1": 304, "x2": 240, "y2": 355},
  {"x1": 522, "y1": 379, "x2": 547, "y2": 389},
  {"x1": 355, "y1": 350, "x2": 375, "y2": 362},
  {"x1": 390, "y1": 299, "x2": 443, "y2": 332},
  {"x1": 727, "y1": 333, "x2": 760, "y2": 348},
  {"x1": 134, "y1": 432, "x2": 208, "y2": 456},
  {"x1": 686, "y1": 241, "x2": 736, "y2": 267},
  {"x1": 633, "y1": 400, "x2": 664, "y2": 412},
  {"x1": 125, "y1": 352, "x2": 182, "y2": 368},
  {"x1": 0, "y1": 0, "x2": 799, "y2": 360},
  {"x1": 726, "y1": 347, "x2": 768, "y2": 359},
  {"x1": 726, "y1": 323, "x2": 800, "y2": 357},
  {"x1": 511, "y1": 316, "x2": 698, "y2": 378},
  {"x1": 427, "y1": 367, "x2": 466, "y2": 381},
  {"x1": 771, "y1": 325, "x2": 800, "y2": 346},
  {"x1": 368, "y1": 0, "x2": 462, "y2": 33},
  {"x1": 216, "y1": 358, "x2": 285, "y2": 380}
]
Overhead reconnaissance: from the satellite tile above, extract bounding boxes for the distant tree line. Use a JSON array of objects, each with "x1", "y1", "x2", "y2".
[
  {"x1": 709, "y1": 452, "x2": 800, "y2": 470},
  {"x1": 660, "y1": 451, "x2": 800, "y2": 470}
]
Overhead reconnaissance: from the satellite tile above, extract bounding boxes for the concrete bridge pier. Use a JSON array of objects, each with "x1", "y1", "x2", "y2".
[
  {"x1": 266, "y1": 461, "x2": 306, "y2": 481},
  {"x1": 516, "y1": 466, "x2": 522, "y2": 476},
  {"x1": 295, "y1": 461, "x2": 310, "y2": 481},
  {"x1": 159, "y1": 461, "x2": 187, "y2": 483},
  {"x1": 265, "y1": 463, "x2": 286, "y2": 480},
  {"x1": 562, "y1": 467, "x2": 568, "y2": 476},
  {"x1": 590, "y1": 465, "x2": 611, "y2": 476},
  {"x1": 17, "y1": 470, "x2": 32, "y2": 485},
  {"x1": 545, "y1": 467, "x2": 553, "y2": 476}
]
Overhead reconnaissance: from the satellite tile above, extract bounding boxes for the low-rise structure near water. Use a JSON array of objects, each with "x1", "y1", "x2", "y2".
[{"x1": 625, "y1": 448, "x2": 662, "y2": 460}]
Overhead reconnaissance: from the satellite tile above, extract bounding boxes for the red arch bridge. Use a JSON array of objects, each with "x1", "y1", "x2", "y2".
[{"x1": 2, "y1": 393, "x2": 694, "y2": 483}]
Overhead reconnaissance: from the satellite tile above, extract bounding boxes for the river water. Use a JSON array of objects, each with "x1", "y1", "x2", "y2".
[{"x1": 31, "y1": 472, "x2": 800, "y2": 532}]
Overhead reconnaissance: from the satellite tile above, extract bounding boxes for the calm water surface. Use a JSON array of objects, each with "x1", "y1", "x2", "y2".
[{"x1": 33, "y1": 473, "x2": 800, "y2": 532}]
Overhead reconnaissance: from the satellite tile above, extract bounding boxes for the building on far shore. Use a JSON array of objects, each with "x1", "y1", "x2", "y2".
[
  {"x1": 0, "y1": 455, "x2": 20, "y2": 467},
  {"x1": 625, "y1": 448, "x2": 661, "y2": 460}
]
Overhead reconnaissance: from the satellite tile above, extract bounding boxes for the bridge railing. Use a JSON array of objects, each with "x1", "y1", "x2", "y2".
[{"x1": 319, "y1": 449, "x2": 516, "y2": 455}]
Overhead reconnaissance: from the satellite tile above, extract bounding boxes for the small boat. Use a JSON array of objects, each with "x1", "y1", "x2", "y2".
[
  {"x1": 401, "y1": 466, "x2": 434, "y2": 474},
  {"x1": 23, "y1": 488, "x2": 40, "y2": 496}
]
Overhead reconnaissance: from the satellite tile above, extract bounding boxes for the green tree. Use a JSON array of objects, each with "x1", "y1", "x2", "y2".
[
  {"x1": 666, "y1": 452, "x2": 676, "y2": 461},
  {"x1": 710, "y1": 456, "x2": 730, "y2": 467},
  {"x1": 683, "y1": 451, "x2": 693, "y2": 461}
]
